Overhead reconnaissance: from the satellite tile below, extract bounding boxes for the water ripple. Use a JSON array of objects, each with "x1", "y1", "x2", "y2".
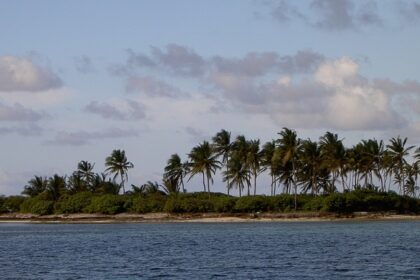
[{"x1": 1, "y1": 221, "x2": 420, "y2": 279}]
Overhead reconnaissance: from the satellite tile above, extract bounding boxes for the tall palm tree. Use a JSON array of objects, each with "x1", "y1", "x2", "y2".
[
  {"x1": 319, "y1": 132, "x2": 346, "y2": 192},
  {"x1": 162, "y1": 178, "x2": 180, "y2": 195},
  {"x1": 231, "y1": 135, "x2": 252, "y2": 195},
  {"x1": 357, "y1": 139, "x2": 386, "y2": 190},
  {"x1": 188, "y1": 141, "x2": 221, "y2": 193},
  {"x1": 223, "y1": 153, "x2": 251, "y2": 197},
  {"x1": 277, "y1": 128, "x2": 301, "y2": 210},
  {"x1": 247, "y1": 139, "x2": 262, "y2": 196},
  {"x1": 77, "y1": 160, "x2": 95, "y2": 190},
  {"x1": 212, "y1": 129, "x2": 232, "y2": 194},
  {"x1": 105, "y1": 149, "x2": 134, "y2": 194},
  {"x1": 67, "y1": 172, "x2": 86, "y2": 194},
  {"x1": 298, "y1": 139, "x2": 323, "y2": 194},
  {"x1": 22, "y1": 176, "x2": 48, "y2": 197},
  {"x1": 164, "y1": 154, "x2": 186, "y2": 192},
  {"x1": 405, "y1": 163, "x2": 419, "y2": 197},
  {"x1": 261, "y1": 141, "x2": 277, "y2": 196},
  {"x1": 47, "y1": 174, "x2": 67, "y2": 201},
  {"x1": 387, "y1": 137, "x2": 414, "y2": 194}
]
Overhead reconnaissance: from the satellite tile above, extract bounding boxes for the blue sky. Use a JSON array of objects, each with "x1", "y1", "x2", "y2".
[{"x1": 1, "y1": 0, "x2": 420, "y2": 195}]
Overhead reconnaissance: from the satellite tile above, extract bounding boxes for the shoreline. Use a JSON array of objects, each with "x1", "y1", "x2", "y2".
[{"x1": 1, "y1": 212, "x2": 420, "y2": 224}]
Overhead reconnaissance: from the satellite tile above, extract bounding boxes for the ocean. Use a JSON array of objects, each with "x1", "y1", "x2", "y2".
[{"x1": 1, "y1": 221, "x2": 419, "y2": 279}]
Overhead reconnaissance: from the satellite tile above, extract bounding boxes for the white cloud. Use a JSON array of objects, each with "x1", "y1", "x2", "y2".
[
  {"x1": 314, "y1": 57, "x2": 359, "y2": 87},
  {"x1": 125, "y1": 75, "x2": 184, "y2": 97},
  {"x1": 0, "y1": 56, "x2": 62, "y2": 92},
  {"x1": 262, "y1": 0, "x2": 382, "y2": 30},
  {"x1": 325, "y1": 86, "x2": 404, "y2": 130},
  {"x1": 0, "y1": 123, "x2": 44, "y2": 136},
  {"x1": 47, "y1": 128, "x2": 139, "y2": 146},
  {"x1": 84, "y1": 100, "x2": 146, "y2": 121},
  {"x1": 0, "y1": 102, "x2": 47, "y2": 122},
  {"x1": 218, "y1": 57, "x2": 407, "y2": 131},
  {"x1": 0, "y1": 88, "x2": 71, "y2": 109}
]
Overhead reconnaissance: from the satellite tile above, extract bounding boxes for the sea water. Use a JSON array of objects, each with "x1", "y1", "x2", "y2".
[{"x1": 1, "y1": 221, "x2": 419, "y2": 279}]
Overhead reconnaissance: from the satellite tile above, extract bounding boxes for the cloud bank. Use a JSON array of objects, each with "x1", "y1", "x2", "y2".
[{"x1": 0, "y1": 56, "x2": 62, "y2": 92}]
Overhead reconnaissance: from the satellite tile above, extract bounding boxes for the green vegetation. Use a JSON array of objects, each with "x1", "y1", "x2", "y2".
[{"x1": 1, "y1": 130, "x2": 420, "y2": 216}]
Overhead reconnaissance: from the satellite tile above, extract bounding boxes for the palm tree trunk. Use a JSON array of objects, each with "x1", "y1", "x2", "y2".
[
  {"x1": 202, "y1": 173, "x2": 206, "y2": 192},
  {"x1": 120, "y1": 174, "x2": 125, "y2": 194},
  {"x1": 253, "y1": 173, "x2": 257, "y2": 196},
  {"x1": 273, "y1": 179, "x2": 277, "y2": 196},
  {"x1": 293, "y1": 161, "x2": 297, "y2": 211},
  {"x1": 181, "y1": 178, "x2": 185, "y2": 193},
  {"x1": 226, "y1": 164, "x2": 230, "y2": 195},
  {"x1": 207, "y1": 176, "x2": 211, "y2": 193}
]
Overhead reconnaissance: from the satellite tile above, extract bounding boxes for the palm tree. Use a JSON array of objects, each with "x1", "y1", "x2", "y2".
[
  {"x1": 247, "y1": 139, "x2": 262, "y2": 196},
  {"x1": 223, "y1": 153, "x2": 251, "y2": 197},
  {"x1": 319, "y1": 132, "x2": 346, "y2": 192},
  {"x1": 188, "y1": 141, "x2": 221, "y2": 193},
  {"x1": 231, "y1": 135, "x2": 252, "y2": 195},
  {"x1": 298, "y1": 139, "x2": 323, "y2": 194},
  {"x1": 67, "y1": 172, "x2": 86, "y2": 194},
  {"x1": 164, "y1": 154, "x2": 186, "y2": 192},
  {"x1": 387, "y1": 137, "x2": 414, "y2": 194},
  {"x1": 105, "y1": 149, "x2": 134, "y2": 194},
  {"x1": 47, "y1": 174, "x2": 67, "y2": 201},
  {"x1": 212, "y1": 129, "x2": 232, "y2": 194},
  {"x1": 77, "y1": 160, "x2": 95, "y2": 190},
  {"x1": 162, "y1": 178, "x2": 180, "y2": 194},
  {"x1": 261, "y1": 141, "x2": 277, "y2": 196},
  {"x1": 405, "y1": 163, "x2": 419, "y2": 197},
  {"x1": 22, "y1": 176, "x2": 48, "y2": 197},
  {"x1": 277, "y1": 128, "x2": 301, "y2": 210}
]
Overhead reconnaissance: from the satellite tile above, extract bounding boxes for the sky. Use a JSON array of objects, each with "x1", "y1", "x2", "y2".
[{"x1": 1, "y1": 0, "x2": 420, "y2": 195}]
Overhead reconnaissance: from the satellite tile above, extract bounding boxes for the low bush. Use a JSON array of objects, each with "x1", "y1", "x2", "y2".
[
  {"x1": 56, "y1": 192, "x2": 93, "y2": 214},
  {"x1": 269, "y1": 194, "x2": 295, "y2": 212},
  {"x1": 1, "y1": 196, "x2": 26, "y2": 213},
  {"x1": 302, "y1": 195, "x2": 326, "y2": 211},
  {"x1": 20, "y1": 196, "x2": 54, "y2": 215},
  {"x1": 322, "y1": 193, "x2": 347, "y2": 213},
  {"x1": 164, "y1": 194, "x2": 216, "y2": 213},
  {"x1": 234, "y1": 196, "x2": 270, "y2": 212},
  {"x1": 213, "y1": 197, "x2": 237, "y2": 212},
  {"x1": 86, "y1": 194, "x2": 127, "y2": 214},
  {"x1": 0, "y1": 196, "x2": 5, "y2": 213},
  {"x1": 129, "y1": 194, "x2": 167, "y2": 213}
]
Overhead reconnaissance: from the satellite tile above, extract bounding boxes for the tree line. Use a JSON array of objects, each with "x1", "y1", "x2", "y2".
[
  {"x1": 165, "y1": 129, "x2": 420, "y2": 200},
  {"x1": 1, "y1": 128, "x2": 419, "y2": 215}
]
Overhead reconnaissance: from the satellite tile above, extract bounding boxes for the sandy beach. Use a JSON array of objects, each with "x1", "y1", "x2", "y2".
[{"x1": 1, "y1": 212, "x2": 420, "y2": 224}]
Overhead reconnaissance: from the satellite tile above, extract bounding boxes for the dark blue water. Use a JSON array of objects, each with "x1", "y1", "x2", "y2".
[{"x1": 1, "y1": 221, "x2": 420, "y2": 279}]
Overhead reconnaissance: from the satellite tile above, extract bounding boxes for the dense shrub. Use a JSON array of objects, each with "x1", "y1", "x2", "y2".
[
  {"x1": 234, "y1": 196, "x2": 270, "y2": 212},
  {"x1": 213, "y1": 197, "x2": 237, "y2": 212},
  {"x1": 343, "y1": 192, "x2": 363, "y2": 212},
  {"x1": 269, "y1": 194, "x2": 295, "y2": 211},
  {"x1": 0, "y1": 196, "x2": 26, "y2": 213},
  {"x1": 1, "y1": 189, "x2": 418, "y2": 215},
  {"x1": 322, "y1": 193, "x2": 347, "y2": 213},
  {"x1": 393, "y1": 195, "x2": 419, "y2": 214},
  {"x1": 164, "y1": 194, "x2": 216, "y2": 213},
  {"x1": 56, "y1": 192, "x2": 93, "y2": 214},
  {"x1": 20, "y1": 197, "x2": 54, "y2": 215},
  {"x1": 163, "y1": 196, "x2": 183, "y2": 213},
  {"x1": 0, "y1": 196, "x2": 5, "y2": 213},
  {"x1": 129, "y1": 194, "x2": 167, "y2": 213},
  {"x1": 302, "y1": 195, "x2": 326, "y2": 211},
  {"x1": 86, "y1": 194, "x2": 127, "y2": 214}
]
